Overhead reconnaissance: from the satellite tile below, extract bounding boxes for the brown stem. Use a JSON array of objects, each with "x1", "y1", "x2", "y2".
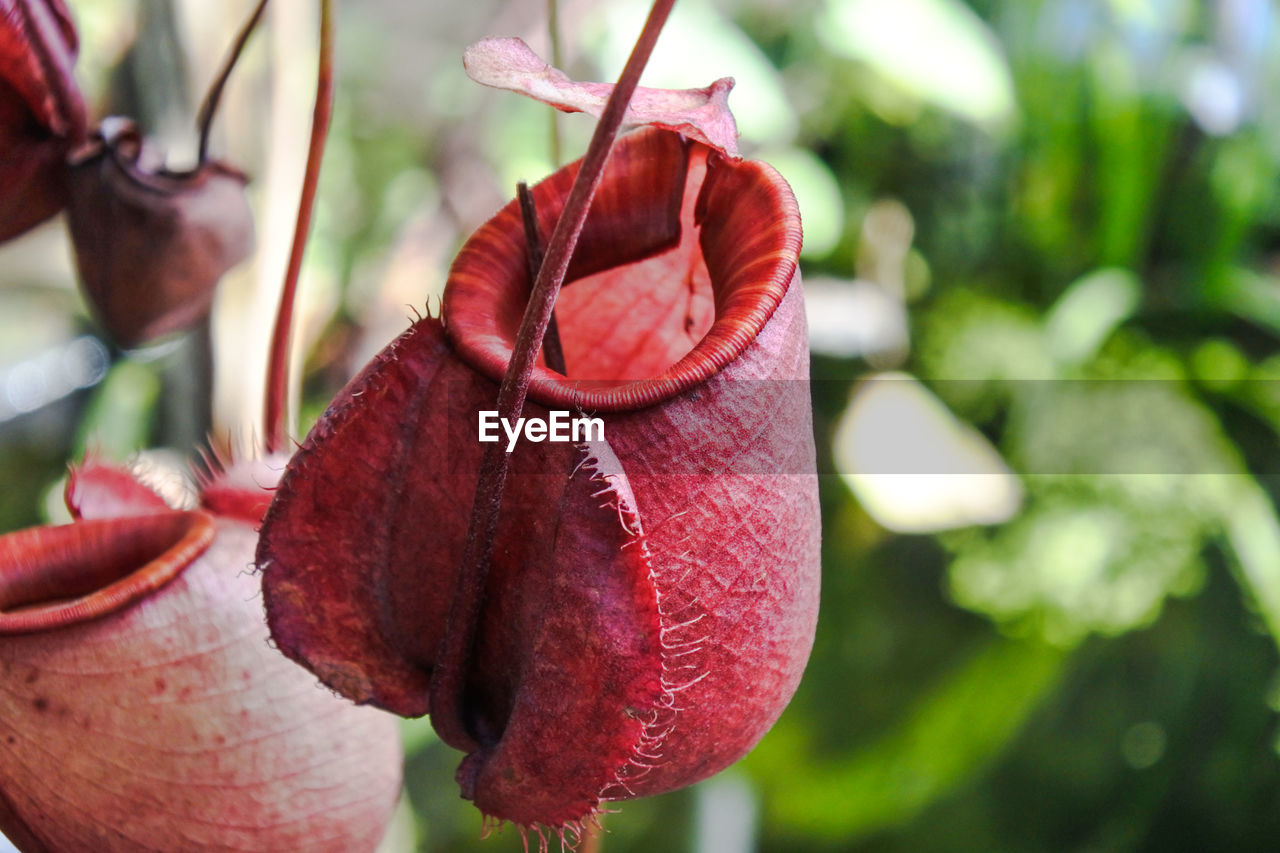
[
  {"x1": 196, "y1": 0, "x2": 270, "y2": 165},
  {"x1": 428, "y1": 0, "x2": 678, "y2": 754},
  {"x1": 263, "y1": 0, "x2": 335, "y2": 454},
  {"x1": 517, "y1": 181, "x2": 566, "y2": 375}
]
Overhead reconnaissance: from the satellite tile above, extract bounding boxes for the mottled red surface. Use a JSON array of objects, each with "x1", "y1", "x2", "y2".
[
  {"x1": 0, "y1": 461, "x2": 402, "y2": 851},
  {"x1": 258, "y1": 127, "x2": 819, "y2": 830}
]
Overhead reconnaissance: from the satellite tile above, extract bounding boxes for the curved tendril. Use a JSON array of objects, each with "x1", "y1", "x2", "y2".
[
  {"x1": 263, "y1": 0, "x2": 335, "y2": 454},
  {"x1": 195, "y1": 0, "x2": 270, "y2": 165}
]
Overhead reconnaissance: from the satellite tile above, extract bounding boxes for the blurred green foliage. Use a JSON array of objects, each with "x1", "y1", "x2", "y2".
[
  {"x1": 751, "y1": 0, "x2": 1280, "y2": 849},
  {"x1": 6, "y1": 0, "x2": 1280, "y2": 850}
]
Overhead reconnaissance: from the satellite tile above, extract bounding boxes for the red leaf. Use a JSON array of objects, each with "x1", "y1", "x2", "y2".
[
  {"x1": 258, "y1": 127, "x2": 818, "y2": 830},
  {"x1": 464, "y1": 36, "x2": 740, "y2": 160}
]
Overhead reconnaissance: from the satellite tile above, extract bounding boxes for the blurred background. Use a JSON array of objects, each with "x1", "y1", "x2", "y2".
[{"x1": 4, "y1": 0, "x2": 1280, "y2": 849}]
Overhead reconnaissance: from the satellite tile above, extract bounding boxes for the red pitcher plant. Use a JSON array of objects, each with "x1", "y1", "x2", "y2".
[
  {"x1": 257, "y1": 2, "x2": 820, "y2": 840},
  {"x1": 0, "y1": 2, "x2": 401, "y2": 849},
  {"x1": 1, "y1": 0, "x2": 820, "y2": 847},
  {"x1": 1, "y1": 0, "x2": 255, "y2": 347}
]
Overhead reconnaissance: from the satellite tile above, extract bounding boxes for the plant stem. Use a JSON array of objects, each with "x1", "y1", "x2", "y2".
[
  {"x1": 196, "y1": 0, "x2": 269, "y2": 165},
  {"x1": 517, "y1": 181, "x2": 566, "y2": 375},
  {"x1": 262, "y1": 0, "x2": 334, "y2": 454},
  {"x1": 429, "y1": 0, "x2": 679, "y2": 753},
  {"x1": 581, "y1": 817, "x2": 605, "y2": 853},
  {"x1": 547, "y1": 0, "x2": 563, "y2": 165}
]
